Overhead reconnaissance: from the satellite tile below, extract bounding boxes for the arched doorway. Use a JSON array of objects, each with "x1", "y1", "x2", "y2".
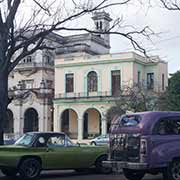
[
  {"x1": 4, "y1": 109, "x2": 14, "y2": 133},
  {"x1": 83, "y1": 108, "x2": 101, "y2": 139},
  {"x1": 61, "y1": 109, "x2": 78, "y2": 139},
  {"x1": 24, "y1": 108, "x2": 38, "y2": 133}
]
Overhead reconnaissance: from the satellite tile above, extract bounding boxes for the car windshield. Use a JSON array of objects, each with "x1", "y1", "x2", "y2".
[{"x1": 15, "y1": 134, "x2": 34, "y2": 146}]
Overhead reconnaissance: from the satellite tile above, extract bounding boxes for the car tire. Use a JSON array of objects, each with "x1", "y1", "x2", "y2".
[
  {"x1": 1, "y1": 168, "x2": 17, "y2": 177},
  {"x1": 91, "y1": 142, "x2": 96, "y2": 146},
  {"x1": 18, "y1": 158, "x2": 41, "y2": 180},
  {"x1": 95, "y1": 155, "x2": 112, "y2": 174},
  {"x1": 123, "y1": 168, "x2": 145, "y2": 180},
  {"x1": 165, "y1": 159, "x2": 180, "y2": 180}
]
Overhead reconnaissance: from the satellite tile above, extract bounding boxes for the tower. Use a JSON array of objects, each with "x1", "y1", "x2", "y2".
[{"x1": 92, "y1": 11, "x2": 112, "y2": 46}]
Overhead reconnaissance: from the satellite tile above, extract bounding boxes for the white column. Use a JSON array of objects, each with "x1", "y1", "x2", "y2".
[
  {"x1": 53, "y1": 105, "x2": 60, "y2": 132},
  {"x1": 13, "y1": 102, "x2": 23, "y2": 136},
  {"x1": 101, "y1": 118, "x2": 107, "y2": 135},
  {"x1": 44, "y1": 104, "x2": 49, "y2": 131},
  {"x1": 19, "y1": 103, "x2": 24, "y2": 135},
  {"x1": 38, "y1": 104, "x2": 44, "y2": 132},
  {"x1": 78, "y1": 118, "x2": 83, "y2": 141}
]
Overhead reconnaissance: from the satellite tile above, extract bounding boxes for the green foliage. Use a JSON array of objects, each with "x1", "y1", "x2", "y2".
[
  {"x1": 158, "y1": 71, "x2": 180, "y2": 111},
  {"x1": 106, "y1": 84, "x2": 158, "y2": 122}
]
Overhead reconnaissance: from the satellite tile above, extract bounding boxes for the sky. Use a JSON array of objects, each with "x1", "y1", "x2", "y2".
[
  {"x1": 109, "y1": 1, "x2": 180, "y2": 74},
  {"x1": 2, "y1": 0, "x2": 180, "y2": 73},
  {"x1": 59, "y1": 0, "x2": 180, "y2": 74}
]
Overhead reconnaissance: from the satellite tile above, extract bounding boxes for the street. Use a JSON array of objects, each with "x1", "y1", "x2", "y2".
[{"x1": 0, "y1": 170, "x2": 163, "y2": 180}]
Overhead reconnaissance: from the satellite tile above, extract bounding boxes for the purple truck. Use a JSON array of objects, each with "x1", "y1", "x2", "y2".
[{"x1": 103, "y1": 111, "x2": 180, "y2": 180}]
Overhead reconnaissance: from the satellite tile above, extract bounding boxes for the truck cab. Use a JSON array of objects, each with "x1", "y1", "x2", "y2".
[{"x1": 103, "y1": 111, "x2": 180, "y2": 180}]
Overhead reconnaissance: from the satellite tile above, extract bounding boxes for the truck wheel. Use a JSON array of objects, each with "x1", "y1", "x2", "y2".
[
  {"x1": 18, "y1": 158, "x2": 41, "y2": 180},
  {"x1": 1, "y1": 168, "x2": 17, "y2": 177},
  {"x1": 123, "y1": 169, "x2": 145, "y2": 180},
  {"x1": 95, "y1": 155, "x2": 112, "y2": 174},
  {"x1": 166, "y1": 160, "x2": 180, "y2": 180}
]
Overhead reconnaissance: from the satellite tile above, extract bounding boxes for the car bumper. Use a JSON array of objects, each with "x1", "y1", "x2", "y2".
[{"x1": 103, "y1": 160, "x2": 148, "y2": 170}]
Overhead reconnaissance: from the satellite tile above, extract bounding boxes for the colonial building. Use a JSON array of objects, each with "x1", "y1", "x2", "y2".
[
  {"x1": 6, "y1": 11, "x2": 112, "y2": 139},
  {"x1": 6, "y1": 11, "x2": 168, "y2": 141},
  {"x1": 54, "y1": 52, "x2": 168, "y2": 141},
  {"x1": 7, "y1": 33, "x2": 65, "y2": 138},
  {"x1": 53, "y1": 13, "x2": 168, "y2": 141}
]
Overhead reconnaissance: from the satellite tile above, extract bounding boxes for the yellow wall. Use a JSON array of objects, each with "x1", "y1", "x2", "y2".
[
  {"x1": 87, "y1": 109, "x2": 100, "y2": 134},
  {"x1": 69, "y1": 110, "x2": 78, "y2": 134}
]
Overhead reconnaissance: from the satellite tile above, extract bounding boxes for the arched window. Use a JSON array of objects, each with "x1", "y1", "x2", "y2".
[{"x1": 87, "y1": 71, "x2": 98, "y2": 92}]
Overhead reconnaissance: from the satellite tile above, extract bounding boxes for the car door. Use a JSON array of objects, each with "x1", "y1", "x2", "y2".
[
  {"x1": 43, "y1": 134, "x2": 74, "y2": 169},
  {"x1": 44, "y1": 134, "x2": 92, "y2": 169},
  {"x1": 57, "y1": 137, "x2": 100, "y2": 169}
]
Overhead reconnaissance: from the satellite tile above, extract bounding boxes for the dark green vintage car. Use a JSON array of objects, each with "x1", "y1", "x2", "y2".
[{"x1": 0, "y1": 132, "x2": 111, "y2": 179}]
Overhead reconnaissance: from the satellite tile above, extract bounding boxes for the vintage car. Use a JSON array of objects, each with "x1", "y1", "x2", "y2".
[
  {"x1": 103, "y1": 111, "x2": 180, "y2": 180},
  {"x1": 0, "y1": 132, "x2": 111, "y2": 179}
]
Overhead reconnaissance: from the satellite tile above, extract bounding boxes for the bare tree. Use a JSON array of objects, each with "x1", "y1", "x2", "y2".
[
  {"x1": 106, "y1": 83, "x2": 158, "y2": 123},
  {"x1": 160, "y1": 0, "x2": 180, "y2": 10},
  {"x1": 0, "y1": 0, "x2": 155, "y2": 144}
]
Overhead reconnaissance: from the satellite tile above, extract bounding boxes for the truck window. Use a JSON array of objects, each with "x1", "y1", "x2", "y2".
[
  {"x1": 110, "y1": 115, "x2": 141, "y2": 130},
  {"x1": 121, "y1": 115, "x2": 140, "y2": 126},
  {"x1": 154, "y1": 116, "x2": 180, "y2": 135}
]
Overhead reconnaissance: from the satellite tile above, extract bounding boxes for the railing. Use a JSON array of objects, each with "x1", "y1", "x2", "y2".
[
  {"x1": 16, "y1": 62, "x2": 54, "y2": 69},
  {"x1": 55, "y1": 91, "x2": 113, "y2": 99}
]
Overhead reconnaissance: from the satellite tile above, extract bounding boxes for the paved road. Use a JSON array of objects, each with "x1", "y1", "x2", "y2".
[{"x1": 0, "y1": 170, "x2": 163, "y2": 180}]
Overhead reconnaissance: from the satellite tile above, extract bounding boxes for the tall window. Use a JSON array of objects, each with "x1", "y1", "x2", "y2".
[
  {"x1": 147, "y1": 73, "x2": 154, "y2": 89},
  {"x1": 111, "y1": 70, "x2": 121, "y2": 96},
  {"x1": 65, "y1": 74, "x2": 74, "y2": 93},
  {"x1": 87, "y1": 71, "x2": 98, "y2": 92},
  {"x1": 162, "y1": 74, "x2": 165, "y2": 91},
  {"x1": 22, "y1": 55, "x2": 32, "y2": 63},
  {"x1": 138, "y1": 71, "x2": 141, "y2": 84}
]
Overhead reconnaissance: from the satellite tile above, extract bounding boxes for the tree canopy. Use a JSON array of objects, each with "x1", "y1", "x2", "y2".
[
  {"x1": 106, "y1": 83, "x2": 158, "y2": 122},
  {"x1": 158, "y1": 71, "x2": 180, "y2": 111}
]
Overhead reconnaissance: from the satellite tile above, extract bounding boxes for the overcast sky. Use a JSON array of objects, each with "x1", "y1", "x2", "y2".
[
  {"x1": 4, "y1": 0, "x2": 179, "y2": 74},
  {"x1": 60, "y1": 0, "x2": 180, "y2": 74},
  {"x1": 109, "y1": 1, "x2": 180, "y2": 74}
]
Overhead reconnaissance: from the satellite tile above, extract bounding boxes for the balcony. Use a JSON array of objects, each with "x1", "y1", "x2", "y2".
[
  {"x1": 15, "y1": 62, "x2": 54, "y2": 71},
  {"x1": 54, "y1": 91, "x2": 119, "y2": 103}
]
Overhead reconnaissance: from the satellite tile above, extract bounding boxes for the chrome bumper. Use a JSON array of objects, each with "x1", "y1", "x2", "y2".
[{"x1": 103, "y1": 161, "x2": 148, "y2": 170}]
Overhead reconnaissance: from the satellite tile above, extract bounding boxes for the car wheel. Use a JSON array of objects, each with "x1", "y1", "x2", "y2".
[
  {"x1": 1, "y1": 168, "x2": 17, "y2": 177},
  {"x1": 166, "y1": 160, "x2": 180, "y2": 180},
  {"x1": 95, "y1": 155, "x2": 112, "y2": 174},
  {"x1": 18, "y1": 158, "x2": 41, "y2": 180},
  {"x1": 91, "y1": 142, "x2": 96, "y2": 146},
  {"x1": 123, "y1": 169, "x2": 145, "y2": 180}
]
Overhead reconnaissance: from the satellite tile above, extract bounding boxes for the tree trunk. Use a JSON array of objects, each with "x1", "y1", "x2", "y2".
[{"x1": 0, "y1": 72, "x2": 8, "y2": 145}]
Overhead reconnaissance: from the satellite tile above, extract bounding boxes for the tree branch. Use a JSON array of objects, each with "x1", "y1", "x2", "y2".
[
  {"x1": 6, "y1": 0, "x2": 21, "y2": 29},
  {"x1": 160, "y1": 0, "x2": 180, "y2": 11}
]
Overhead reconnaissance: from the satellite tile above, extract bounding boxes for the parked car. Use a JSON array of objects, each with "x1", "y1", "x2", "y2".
[
  {"x1": 0, "y1": 132, "x2": 111, "y2": 179},
  {"x1": 103, "y1": 111, "x2": 180, "y2": 180},
  {"x1": 90, "y1": 134, "x2": 109, "y2": 146}
]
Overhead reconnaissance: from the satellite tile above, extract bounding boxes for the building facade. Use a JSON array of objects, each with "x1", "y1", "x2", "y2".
[
  {"x1": 54, "y1": 52, "x2": 168, "y2": 141},
  {"x1": 6, "y1": 11, "x2": 168, "y2": 141},
  {"x1": 6, "y1": 11, "x2": 112, "y2": 139}
]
